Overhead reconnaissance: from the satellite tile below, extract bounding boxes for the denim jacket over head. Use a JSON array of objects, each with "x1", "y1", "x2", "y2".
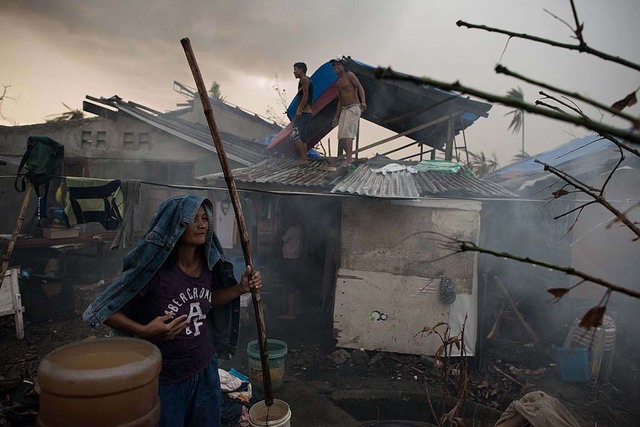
[{"x1": 82, "y1": 195, "x2": 241, "y2": 359}]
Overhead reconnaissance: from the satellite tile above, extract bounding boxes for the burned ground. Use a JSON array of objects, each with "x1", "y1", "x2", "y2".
[{"x1": 1, "y1": 295, "x2": 638, "y2": 427}]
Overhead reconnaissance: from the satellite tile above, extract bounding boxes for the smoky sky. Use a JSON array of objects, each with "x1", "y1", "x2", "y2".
[
  {"x1": 2, "y1": 0, "x2": 639, "y2": 164},
  {"x1": 3, "y1": 0, "x2": 405, "y2": 75}
]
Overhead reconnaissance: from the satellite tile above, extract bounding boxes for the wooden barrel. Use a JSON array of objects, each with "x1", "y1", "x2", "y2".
[{"x1": 36, "y1": 337, "x2": 161, "y2": 427}]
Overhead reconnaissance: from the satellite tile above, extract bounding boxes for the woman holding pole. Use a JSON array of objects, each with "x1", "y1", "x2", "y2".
[{"x1": 83, "y1": 195, "x2": 262, "y2": 427}]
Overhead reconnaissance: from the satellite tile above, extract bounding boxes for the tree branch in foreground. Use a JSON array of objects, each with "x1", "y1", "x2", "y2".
[
  {"x1": 495, "y1": 65, "x2": 639, "y2": 127},
  {"x1": 456, "y1": 20, "x2": 640, "y2": 73},
  {"x1": 454, "y1": 240, "x2": 640, "y2": 299},
  {"x1": 536, "y1": 159, "x2": 640, "y2": 240},
  {"x1": 374, "y1": 67, "x2": 640, "y2": 146}
]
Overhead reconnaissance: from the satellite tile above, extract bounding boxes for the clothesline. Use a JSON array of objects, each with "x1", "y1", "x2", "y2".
[{"x1": 0, "y1": 174, "x2": 637, "y2": 203}]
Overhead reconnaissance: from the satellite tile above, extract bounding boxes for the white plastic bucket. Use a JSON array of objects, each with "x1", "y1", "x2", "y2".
[{"x1": 248, "y1": 399, "x2": 291, "y2": 427}]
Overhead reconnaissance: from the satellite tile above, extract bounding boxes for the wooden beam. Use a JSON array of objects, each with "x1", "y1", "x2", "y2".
[
  {"x1": 494, "y1": 275, "x2": 541, "y2": 350},
  {"x1": 380, "y1": 141, "x2": 419, "y2": 157},
  {"x1": 384, "y1": 95, "x2": 458, "y2": 125},
  {"x1": 354, "y1": 112, "x2": 461, "y2": 156},
  {"x1": 444, "y1": 117, "x2": 454, "y2": 161}
]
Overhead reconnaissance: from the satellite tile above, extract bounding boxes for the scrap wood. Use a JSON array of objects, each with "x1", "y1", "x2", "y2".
[
  {"x1": 492, "y1": 364, "x2": 525, "y2": 388},
  {"x1": 0, "y1": 186, "x2": 32, "y2": 288},
  {"x1": 487, "y1": 302, "x2": 506, "y2": 339},
  {"x1": 494, "y1": 275, "x2": 541, "y2": 350}
]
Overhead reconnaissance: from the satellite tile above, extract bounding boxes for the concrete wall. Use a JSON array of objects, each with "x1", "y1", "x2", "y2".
[
  {"x1": 0, "y1": 116, "x2": 212, "y2": 161},
  {"x1": 334, "y1": 198, "x2": 481, "y2": 356},
  {"x1": 0, "y1": 117, "x2": 242, "y2": 233}
]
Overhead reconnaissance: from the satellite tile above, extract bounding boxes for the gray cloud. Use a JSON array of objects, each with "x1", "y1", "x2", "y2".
[{"x1": 2, "y1": 0, "x2": 639, "y2": 164}]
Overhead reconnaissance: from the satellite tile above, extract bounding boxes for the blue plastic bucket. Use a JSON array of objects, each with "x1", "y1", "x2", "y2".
[
  {"x1": 552, "y1": 345, "x2": 591, "y2": 382},
  {"x1": 247, "y1": 339, "x2": 288, "y2": 390}
]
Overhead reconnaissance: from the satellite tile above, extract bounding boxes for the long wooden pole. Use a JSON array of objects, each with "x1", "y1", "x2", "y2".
[
  {"x1": 180, "y1": 38, "x2": 273, "y2": 406},
  {"x1": 0, "y1": 185, "x2": 33, "y2": 288}
]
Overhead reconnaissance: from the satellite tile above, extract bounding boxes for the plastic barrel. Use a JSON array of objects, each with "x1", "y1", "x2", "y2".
[
  {"x1": 249, "y1": 399, "x2": 291, "y2": 427},
  {"x1": 36, "y1": 337, "x2": 161, "y2": 427},
  {"x1": 247, "y1": 339, "x2": 288, "y2": 390}
]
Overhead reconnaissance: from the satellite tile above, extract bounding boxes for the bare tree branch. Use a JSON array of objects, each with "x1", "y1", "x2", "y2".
[
  {"x1": 555, "y1": 200, "x2": 596, "y2": 220},
  {"x1": 456, "y1": 20, "x2": 640, "y2": 72},
  {"x1": 535, "y1": 100, "x2": 568, "y2": 115},
  {"x1": 543, "y1": 8, "x2": 575, "y2": 35},
  {"x1": 536, "y1": 159, "x2": 640, "y2": 239},
  {"x1": 495, "y1": 65, "x2": 640, "y2": 126},
  {"x1": 600, "y1": 143, "x2": 625, "y2": 194},
  {"x1": 374, "y1": 67, "x2": 640, "y2": 146},
  {"x1": 0, "y1": 84, "x2": 17, "y2": 125},
  {"x1": 456, "y1": 240, "x2": 640, "y2": 299},
  {"x1": 569, "y1": 0, "x2": 586, "y2": 46},
  {"x1": 538, "y1": 91, "x2": 587, "y2": 118}
]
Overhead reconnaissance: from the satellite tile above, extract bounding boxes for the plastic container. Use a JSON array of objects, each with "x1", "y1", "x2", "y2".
[
  {"x1": 247, "y1": 339, "x2": 288, "y2": 390},
  {"x1": 249, "y1": 399, "x2": 291, "y2": 427},
  {"x1": 36, "y1": 337, "x2": 161, "y2": 427},
  {"x1": 552, "y1": 345, "x2": 591, "y2": 382}
]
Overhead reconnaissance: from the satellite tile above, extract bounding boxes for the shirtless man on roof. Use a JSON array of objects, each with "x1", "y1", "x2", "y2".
[{"x1": 331, "y1": 58, "x2": 366, "y2": 166}]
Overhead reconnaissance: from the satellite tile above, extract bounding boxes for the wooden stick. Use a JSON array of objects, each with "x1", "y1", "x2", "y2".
[
  {"x1": 494, "y1": 275, "x2": 541, "y2": 350},
  {"x1": 180, "y1": 38, "x2": 273, "y2": 406},
  {"x1": 0, "y1": 185, "x2": 33, "y2": 288},
  {"x1": 353, "y1": 112, "x2": 460, "y2": 155},
  {"x1": 486, "y1": 302, "x2": 506, "y2": 340},
  {"x1": 492, "y1": 364, "x2": 524, "y2": 387}
]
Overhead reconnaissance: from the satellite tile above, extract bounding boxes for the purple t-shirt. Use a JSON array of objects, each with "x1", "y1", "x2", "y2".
[{"x1": 125, "y1": 262, "x2": 215, "y2": 384}]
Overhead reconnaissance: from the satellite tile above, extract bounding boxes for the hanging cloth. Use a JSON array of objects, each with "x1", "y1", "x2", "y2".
[
  {"x1": 110, "y1": 179, "x2": 142, "y2": 249},
  {"x1": 63, "y1": 177, "x2": 124, "y2": 231}
]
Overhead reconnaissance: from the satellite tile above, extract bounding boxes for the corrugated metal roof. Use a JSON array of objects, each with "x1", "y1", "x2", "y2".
[
  {"x1": 199, "y1": 158, "x2": 345, "y2": 189},
  {"x1": 199, "y1": 157, "x2": 515, "y2": 199},
  {"x1": 331, "y1": 162, "x2": 515, "y2": 199},
  {"x1": 84, "y1": 96, "x2": 267, "y2": 166},
  {"x1": 331, "y1": 164, "x2": 420, "y2": 198},
  {"x1": 486, "y1": 134, "x2": 637, "y2": 196}
]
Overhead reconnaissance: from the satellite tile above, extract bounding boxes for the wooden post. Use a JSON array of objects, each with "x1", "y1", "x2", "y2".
[
  {"x1": 180, "y1": 38, "x2": 273, "y2": 406},
  {"x1": 9, "y1": 269, "x2": 24, "y2": 339},
  {"x1": 0, "y1": 185, "x2": 33, "y2": 289},
  {"x1": 444, "y1": 118, "x2": 454, "y2": 161},
  {"x1": 353, "y1": 112, "x2": 460, "y2": 156},
  {"x1": 494, "y1": 275, "x2": 541, "y2": 350}
]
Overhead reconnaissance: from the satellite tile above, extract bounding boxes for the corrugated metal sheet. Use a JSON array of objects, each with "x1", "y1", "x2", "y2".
[
  {"x1": 84, "y1": 97, "x2": 267, "y2": 166},
  {"x1": 201, "y1": 158, "x2": 345, "y2": 188},
  {"x1": 413, "y1": 170, "x2": 515, "y2": 198},
  {"x1": 200, "y1": 157, "x2": 515, "y2": 199},
  {"x1": 331, "y1": 164, "x2": 420, "y2": 198},
  {"x1": 332, "y1": 163, "x2": 514, "y2": 199}
]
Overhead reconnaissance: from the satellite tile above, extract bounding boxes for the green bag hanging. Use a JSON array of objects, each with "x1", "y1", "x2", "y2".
[
  {"x1": 14, "y1": 136, "x2": 65, "y2": 225},
  {"x1": 14, "y1": 136, "x2": 65, "y2": 193}
]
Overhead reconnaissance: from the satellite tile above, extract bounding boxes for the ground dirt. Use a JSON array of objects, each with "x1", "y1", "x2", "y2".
[
  {"x1": 1, "y1": 305, "x2": 638, "y2": 427},
  {"x1": 0, "y1": 257, "x2": 638, "y2": 427}
]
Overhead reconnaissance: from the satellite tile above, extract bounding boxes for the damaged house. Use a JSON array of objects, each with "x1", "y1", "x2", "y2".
[
  {"x1": 479, "y1": 134, "x2": 640, "y2": 385},
  {"x1": 1, "y1": 57, "x2": 517, "y2": 360},
  {"x1": 0, "y1": 91, "x2": 280, "y2": 320},
  {"x1": 197, "y1": 57, "x2": 514, "y2": 357}
]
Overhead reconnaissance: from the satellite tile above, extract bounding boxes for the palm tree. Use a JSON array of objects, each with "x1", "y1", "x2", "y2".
[
  {"x1": 512, "y1": 152, "x2": 530, "y2": 162},
  {"x1": 468, "y1": 151, "x2": 499, "y2": 177},
  {"x1": 208, "y1": 81, "x2": 225, "y2": 101},
  {"x1": 504, "y1": 87, "x2": 525, "y2": 155}
]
